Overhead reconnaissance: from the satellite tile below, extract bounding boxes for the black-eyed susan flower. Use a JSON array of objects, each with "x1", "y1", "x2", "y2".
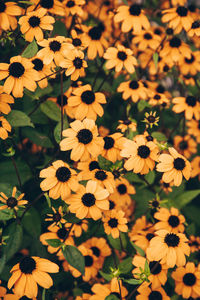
[
  {"x1": 189, "y1": 236, "x2": 200, "y2": 253},
  {"x1": 104, "y1": 44, "x2": 137, "y2": 73},
  {"x1": 160, "y1": 37, "x2": 192, "y2": 63},
  {"x1": 28, "y1": 0, "x2": 64, "y2": 16},
  {"x1": 160, "y1": 180, "x2": 173, "y2": 194},
  {"x1": 101, "y1": 133, "x2": 125, "y2": 163},
  {"x1": 136, "y1": 285, "x2": 170, "y2": 300},
  {"x1": 0, "y1": 187, "x2": 27, "y2": 211},
  {"x1": 0, "y1": 116, "x2": 11, "y2": 140},
  {"x1": 173, "y1": 135, "x2": 197, "y2": 158},
  {"x1": 60, "y1": 119, "x2": 104, "y2": 162},
  {"x1": 65, "y1": 180, "x2": 109, "y2": 220},
  {"x1": 117, "y1": 80, "x2": 148, "y2": 103},
  {"x1": 143, "y1": 111, "x2": 159, "y2": 128},
  {"x1": 37, "y1": 36, "x2": 74, "y2": 65},
  {"x1": 60, "y1": 49, "x2": 87, "y2": 81},
  {"x1": 7, "y1": 256, "x2": 59, "y2": 298},
  {"x1": 18, "y1": 8, "x2": 55, "y2": 42},
  {"x1": 103, "y1": 209, "x2": 128, "y2": 238},
  {"x1": 0, "y1": 1, "x2": 22, "y2": 31},
  {"x1": 187, "y1": 119, "x2": 200, "y2": 143},
  {"x1": 77, "y1": 159, "x2": 100, "y2": 180},
  {"x1": 146, "y1": 229, "x2": 190, "y2": 267},
  {"x1": 154, "y1": 207, "x2": 185, "y2": 233},
  {"x1": 132, "y1": 255, "x2": 168, "y2": 289},
  {"x1": 69, "y1": 29, "x2": 87, "y2": 50},
  {"x1": 88, "y1": 169, "x2": 115, "y2": 193},
  {"x1": 0, "y1": 86, "x2": 14, "y2": 114},
  {"x1": 157, "y1": 147, "x2": 191, "y2": 186},
  {"x1": 31, "y1": 56, "x2": 55, "y2": 89},
  {"x1": 148, "y1": 92, "x2": 170, "y2": 108},
  {"x1": 40, "y1": 160, "x2": 79, "y2": 200},
  {"x1": 172, "y1": 96, "x2": 200, "y2": 120},
  {"x1": 63, "y1": 0, "x2": 85, "y2": 17},
  {"x1": 114, "y1": 4, "x2": 150, "y2": 33},
  {"x1": 191, "y1": 156, "x2": 200, "y2": 180},
  {"x1": 40, "y1": 223, "x2": 74, "y2": 254},
  {"x1": 0, "y1": 56, "x2": 39, "y2": 98},
  {"x1": 68, "y1": 245, "x2": 100, "y2": 281},
  {"x1": 130, "y1": 225, "x2": 155, "y2": 252},
  {"x1": 67, "y1": 84, "x2": 106, "y2": 120},
  {"x1": 132, "y1": 29, "x2": 161, "y2": 51},
  {"x1": 70, "y1": 220, "x2": 88, "y2": 237},
  {"x1": 90, "y1": 278, "x2": 128, "y2": 299},
  {"x1": 188, "y1": 20, "x2": 200, "y2": 37},
  {"x1": 117, "y1": 119, "x2": 137, "y2": 133},
  {"x1": 172, "y1": 262, "x2": 200, "y2": 299},
  {"x1": 111, "y1": 177, "x2": 136, "y2": 205},
  {"x1": 162, "y1": 6, "x2": 193, "y2": 34},
  {"x1": 121, "y1": 135, "x2": 159, "y2": 175},
  {"x1": 48, "y1": 89, "x2": 75, "y2": 119},
  {"x1": 45, "y1": 206, "x2": 66, "y2": 226},
  {"x1": 178, "y1": 52, "x2": 200, "y2": 75}
]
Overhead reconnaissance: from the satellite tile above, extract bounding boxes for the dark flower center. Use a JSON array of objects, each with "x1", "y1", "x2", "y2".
[
  {"x1": 9, "y1": 62, "x2": 25, "y2": 78},
  {"x1": 91, "y1": 246, "x2": 100, "y2": 257},
  {"x1": 163, "y1": 65, "x2": 169, "y2": 72},
  {"x1": 123, "y1": 119, "x2": 131, "y2": 125},
  {"x1": 138, "y1": 145, "x2": 150, "y2": 158},
  {"x1": 56, "y1": 95, "x2": 68, "y2": 106},
  {"x1": 156, "y1": 85, "x2": 165, "y2": 93},
  {"x1": 149, "y1": 261, "x2": 161, "y2": 275},
  {"x1": 185, "y1": 54, "x2": 195, "y2": 64},
  {"x1": 169, "y1": 37, "x2": 181, "y2": 48},
  {"x1": 95, "y1": 170, "x2": 107, "y2": 181},
  {"x1": 104, "y1": 0, "x2": 110, "y2": 6},
  {"x1": 183, "y1": 273, "x2": 196, "y2": 286},
  {"x1": 129, "y1": 80, "x2": 139, "y2": 90},
  {"x1": 108, "y1": 218, "x2": 118, "y2": 228},
  {"x1": 166, "y1": 28, "x2": 174, "y2": 35},
  {"x1": 19, "y1": 257, "x2": 36, "y2": 274},
  {"x1": 81, "y1": 90, "x2": 95, "y2": 104},
  {"x1": 188, "y1": 4, "x2": 196, "y2": 12},
  {"x1": 173, "y1": 158, "x2": 186, "y2": 171},
  {"x1": 109, "y1": 200, "x2": 115, "y2": 209},
  {"x1": 149, "y1": 291, "x2": 163, "y2": 300},
  {"x1": 32, "y1": 58, "x2": 44, "y2": 71},
  {"x1": 28, "y1": 16, "x2": 40, "y2": 28},
  {"x1": 57, "y1": 227, "x2": 67, "y2": 240},
  {"x1": 163, "y1": 182, "x2": 169, "y2": 188},
  {"x1": 192, "y1": 20, "x2": 200, "y2": 29},
  {"x1": 73, "y1": 57, "x2": 83, "y2": 69},
  {"x1": 53, "y1": 213, "x2": 61, "y2": 222},
  {"x1": 88, "y1": 26, "x2": 102, "y2": 40},
  {"x1": 89, "y1": 161, "x2": 100, "y2": 171},
  {"x1": 113, "y1": 170, "x2": 120, "y2": 179},
  {"x1": 40, "y1": 0, "x2": 54, "y2": 9},
  {"x1": 117, "y1": 184, "x2": 127, "y2": 195},
  {"x1": 85, "y1": 255, "x2": 93, "y2": 267},
  {"x1": 176, "y1": 6, "x2": 188, "y2": 16},
  {"x1": 129, "y1": 4, "x2": 141, "y2": 16},
  {"x1": 151, "y1": 200, "x2": 159, "y2": 208},
  {"x1": 82, "y1": 193, "x2": 96, "y2": 207},
  {"x1": 7, "y1": 197, "x2": 18, "y2": 208},
  {"x1": 20, "y1": 297, "x2": 33, "y2": 300},
  {"x1": 72, "y1": 38, "x2": 82, "y2": 46},
  {"x1": 168, "y1": 215, "x2": 180, "y2": 227},
  {"x1": 147, "y1": 116, "x2": 156, "y2": 123},
  {"x1": 0, "y1": 2, "x2": 6, "y2": 12},
  {"x1": 164, "y1": 233, "x2": 180, "y2": 247},
  {"x1": 154, "y1": 94, "x2": 161, "y2": 100},
  {"x1": 56, "y1": 167, "x2": 71, "y2": 182},
  {"x1": 77, "y1": 129, "x2": 93, "y2": 144},
  {"x1": 117, "y1": 51, "x2": 127, "y2": 61},
  {"x1": 154, "y1": 28, "x2": 162, "y2": 35},
  {"x1": 146, "y1": 135, "x2": 153, "y2": 142},
  {"x1": 144, "y1": 33, "x2": 152, "y2": 40},
  {"x1": 179, "y1": 140, "x2": 188, "y2": 150},
  {"x1": 104, "y1": 136, "x2": 114, "y2": 149},
  {"x1": 66, "y1": 0, "x2": 75, "y2": 7},
  {"x1": 186, "y1": 96, "x2": 197, "y2": 107},
  {"x1": 49, "y1": 40, "x2": 61, "y2": 52},
  {"x1": 146, "y1": 233, "x2": 154, "y2": 241}
]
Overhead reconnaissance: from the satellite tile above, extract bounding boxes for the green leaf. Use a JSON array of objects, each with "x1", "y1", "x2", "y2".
[
  {"x1": 40, "y1": 100, "x2": 61, "y2": 121},
  {"x1": 98, "y1": 155, "x2": 113, "y2": 171},
  {"x1": 175, "y1": 190, "x2": 200, "y2": 209},
  {"x1": 144, "y1": 260, "x2": 150, "y2": 274},
  {"x1": 105, "y1": 295, "x2": 120, "y2": 300},
  {"x1": 144, "y1": 171, "x2": 155, "y2": 185},
  {"x1": 118, "y1": 257, "x2": 133, "y2": 274},
  {"x1": 131, "y1": 242, "x2": 145, "y2": 257},
  {"x1": 123, "y1": 278, "x2": 142, "y2": 285},
  {"x1": 22, "y1": 127, "x2": 54, "y2": 148},
  {"x1": 121, "y1": 0, "x2": 128, "y2": 4},
  {"x1": 22, "y1": 207, "x2": 41, "y2": 237},
  {"x1": 137, "y1": 100, "x2": 150, "y2": 112},
  {"x1": 7, "y1": 110, "x2": 34, "y2": 128},
  {"x1": 62, "y1": 245, "x2": 85, "y2": 275},
  {"x1": 99, "y1": 270, "x2": 112, "y2": 281},
  {"x1": 22, "y1": 39, "x2": 38, "y2": 58},
  {"x1": 0, "y1": 254, "x2": 6, "y2": 274},
  {"x1": 46, "y1": 239, "x2": 62, "y2": 248},
  {"x1": 42, "y1": 288, "x2": 46, "y2": 300},
  {"x1": 107, "y1": 233, "x2": 127, "y2": 251},
  {"x1": 3, "y1": 223, "x2": 23, "y2": 261},
  {"x1": 64, "y1": 213, "x2": 82, "y2": 224},
  {"x1": 153, "y1": 52, "x2": 159, "y2": 69},
  {"x1": 151, "y1": 132, "x2": 167, "y2": 142},
  {"x1": 186, "y1": 223, "x2": 195, "y2": 236},
  {"x1": 0, "y1": 208, "x2": 14, "y2": 220},
  {"x1": 54, "y1": 118, "x2": 69, "y2": 144}
]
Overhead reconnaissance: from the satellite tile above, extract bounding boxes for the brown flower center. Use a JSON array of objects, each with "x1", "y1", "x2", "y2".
[
  {"x1": 19, "y1": 257, "x2": 36, "y2": 274},
  {"x1": 82, "y1": 193, "x2": 96, "y2": 207},
  {"x1": 89, "y1": 161, "x2": 100, "y2": 171},
  {"x1": 85, "y1": 255, "x2": 93, "y2": 267},
  {"x1": 183, "y1": 273, "x2": 196, "y2": 286},
  {"x1": 138, "y1": 145, "x2": 150, "y2": 158},
  {"x1": 129, "y1": 80, "x2": 139, "y2": 90},
  {"x1": 66, "y1": 0, "x2": 75, "y2": 7},
  {"x1": 49, "y1": 40, "x2": 61, "y2": 52},
  {"x1": 73, "y1": 57, "x2": 83, "y2": 69},
  {"x1": 72, "y1": 38, "x2": 82, "y2": 47},
  {"x1": 192, "y1": 20, "x2": 200, "y2": 29},
  {"x1": 0, "y1": 1, "x2": 6, "y2": 12},
  {"x1": 77, "y1": 129, "x2": 93, "y2": 144},
  {"x1": 91, "y1": 246, "x2": 100, "y2": 257},
  {"x1": 117, "y1": 51, "x2": 127, "y2": 61},
  {"x1": 56, "y1": 95, "x2": 68, "y2": 106},
  {"x1": 149, "y1": 261, "x2": 161, "y2": 275},
  {"x1": 57, "y1": 227, "x2": 67, "y2": 239},
  {"x1": 9, "y1": 62, "x2": 25, "y2": 78},
  {"x1": 149, "y1": 291, "x2": 163, "y2": 300},
  {"x1": 32, "y1": 58, "x2": 44, "y2": 71},
  {"x1": 56, "y1": 167, "x2": 71, "y2": 182},
  {"x1": 104, "y1": 136, "x2": 114, "y2": 149},
  {"x1": 169, "y1": 37, "x2": 181, "y2": 48},
  {"x1": 28, "y1": 16, "x2": 40, "y2": 28},
  {"x1": 129, "y1": 4, "x2": 141, "y2": 16},
  {"x1": 164, "y1": 233, "x2": 180, "y2": 247},
  {"x1": 186, "y1": 96, "x2": 197, "y2": 107},
  {"x1": 95, "y1": 170, "x2": 107, "y2": 181},
  {"x1": 168, "y1": 215, "x2": 180, "y2": 227},
  {"x1": 81, "y1": 90, "x2": 95, "y2": 104},
  {"x1": 40, "y1": 0, "x2": 54, "y2": 9},
  {"x1": 144, "y1": 33, "x2": 152, "y2": 40},
  {"x1": 176, "y1": 6, "x2": 188, "y2": 16},
  {"x1": 53, "y1": 213, "x2": 61, "y2": 222},
  {"x1": 117, "y1": 184, "x2": 127, "y2": 194},
  {"x1": 179, "y1": 140, "x2": 188, "y2": 150},
  {"x1": 173, "y1": 158, "x2": 186, "y2": 170},
  {"x1": 108, "y1": 217, "x2": 118, "y2": 228},
  {"x1": 88, "y1": 26, "x2": 102, "y2": 40},
  {"x1": 7, "y1": 197, "x2": 17, "y2": 208}
]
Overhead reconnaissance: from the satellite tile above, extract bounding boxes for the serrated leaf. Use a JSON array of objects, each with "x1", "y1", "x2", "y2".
[
  {"x1": 62, "y1": 245, "x2": 85, "y2": 275},
  {"x1": 175, "y1": 190, "x2": 200, "y2": 209},
  {"x1": 46, "y1": 239, "x2": 62, "y2": 248},
  {"x1": 131, "y1": 242, "x2": 145, "y2": 257},
  {"x1": 99, "y1": 270, "x2": 112, "y2": 281},
  {"x1": 40, "y1": 100, "x2": 61, "y2": 121},
  {"x1": 7, "y1": 110, "x2": 34, "y2": 128},
  {"x1": 3, "y1": 223, "x2": 23, "y2": 261},
  {"x1": 123, "y1": 278, "x2": 142, "y2": 285},
  {"x1": 22, "y1": 39, "x2": 38, "y2": 58}
]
